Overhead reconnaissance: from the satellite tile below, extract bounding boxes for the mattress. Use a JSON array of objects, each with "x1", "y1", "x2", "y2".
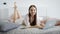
[{"x1": 0, "y1": 26, "x2": 60, "y2": 34}]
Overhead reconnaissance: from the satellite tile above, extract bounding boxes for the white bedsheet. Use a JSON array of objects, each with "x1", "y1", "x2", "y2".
[{"x1": 0, "y1": 26, "x2": 60, "y2": 34}]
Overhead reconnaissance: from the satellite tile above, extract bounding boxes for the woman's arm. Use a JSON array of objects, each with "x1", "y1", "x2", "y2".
[{"x1": 22, "y1": 20, "x2": 26, "y2": 26}]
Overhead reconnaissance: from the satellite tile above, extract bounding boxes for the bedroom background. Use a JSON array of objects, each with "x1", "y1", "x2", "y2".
[{"x1": 0, "y1": 0, "x2": 60, "y2": 19}]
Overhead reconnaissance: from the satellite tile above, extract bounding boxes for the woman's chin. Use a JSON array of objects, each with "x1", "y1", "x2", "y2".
[{"x1": 32, "y1": 14, "x2": 35, "y2": 16}]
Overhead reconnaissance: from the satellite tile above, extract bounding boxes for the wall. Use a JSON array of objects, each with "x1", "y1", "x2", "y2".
[{"x1": 0, "y1": 0, "x2": 60, "y2": 19}]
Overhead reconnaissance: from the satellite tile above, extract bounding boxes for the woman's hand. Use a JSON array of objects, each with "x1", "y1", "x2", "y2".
[{"x1": 40, "y1": 23, "x2": 45, "y2": 28}]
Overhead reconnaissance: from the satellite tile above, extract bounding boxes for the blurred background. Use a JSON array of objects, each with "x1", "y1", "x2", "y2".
[{"x1": 0, "y1": 0, "x2": 60, "y2": 19}]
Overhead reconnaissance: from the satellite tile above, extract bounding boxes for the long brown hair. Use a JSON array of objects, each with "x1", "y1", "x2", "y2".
[{"x1": 28, "y1": 5, "x2": 37, "y2": 26}]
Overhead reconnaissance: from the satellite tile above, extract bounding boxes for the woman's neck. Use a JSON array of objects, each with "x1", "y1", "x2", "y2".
[{"x1": 31, "y1": 15, "x2": 34, "y2": 18}]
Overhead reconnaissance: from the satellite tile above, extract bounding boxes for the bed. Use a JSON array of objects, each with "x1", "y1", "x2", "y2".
[
  {"x1": 0, "y1": 18, "x2": 60, "y2": 34},
  {"x1": 0, "y1": 25, "x2": 60, "y2": 34}
]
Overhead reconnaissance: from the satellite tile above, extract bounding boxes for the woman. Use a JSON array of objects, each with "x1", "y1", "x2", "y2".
[{"x1": 23, "y1": 5, "x2": 46, "y2": 29}]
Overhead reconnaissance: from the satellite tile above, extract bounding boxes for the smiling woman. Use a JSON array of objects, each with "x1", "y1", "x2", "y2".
[
  {"x1": 22, "y1": 5, "x2": 46, "y2": 29},
  {"x1": 29, "y1": 5, "x2": 37, "y2": 26}
]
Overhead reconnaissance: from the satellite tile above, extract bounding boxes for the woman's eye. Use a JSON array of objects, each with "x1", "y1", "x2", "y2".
[
  {"x1": 31, "y1": 9, "x2": 35, "y2": 11},
  {"x1": 31, "y1": 9, "x2": 33, "y2": 11}
]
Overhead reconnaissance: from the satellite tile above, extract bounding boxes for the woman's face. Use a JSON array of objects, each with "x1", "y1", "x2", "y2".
[{"x1": 30, "y1": 7, "x2": 37, "y2": 16}]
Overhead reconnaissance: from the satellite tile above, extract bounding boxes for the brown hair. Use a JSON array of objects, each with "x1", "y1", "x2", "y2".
[{"x1": 28, "y1": 5, "x2": 37, "y2": 26}]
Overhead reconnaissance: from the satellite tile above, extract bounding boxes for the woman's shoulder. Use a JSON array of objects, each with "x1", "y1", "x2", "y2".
[
  {"x1": 37, "y1": 15, "x2": 41, "y2": 19},
  {"x1": 24, "y1": 14, "x2": 29, "y2": 18},
  {"x1": 23, "y1": 14, "x2": 29, "y2": 20}
]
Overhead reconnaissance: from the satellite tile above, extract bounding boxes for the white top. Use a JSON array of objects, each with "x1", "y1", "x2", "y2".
[{"x1": 23, "y1": 14, "x2": 45, "y2": 27}]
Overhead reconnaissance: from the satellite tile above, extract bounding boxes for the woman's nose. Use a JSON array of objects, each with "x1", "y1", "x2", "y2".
[{"x1": 32, "y1": 10, "x2": 34, "y2": 13}]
